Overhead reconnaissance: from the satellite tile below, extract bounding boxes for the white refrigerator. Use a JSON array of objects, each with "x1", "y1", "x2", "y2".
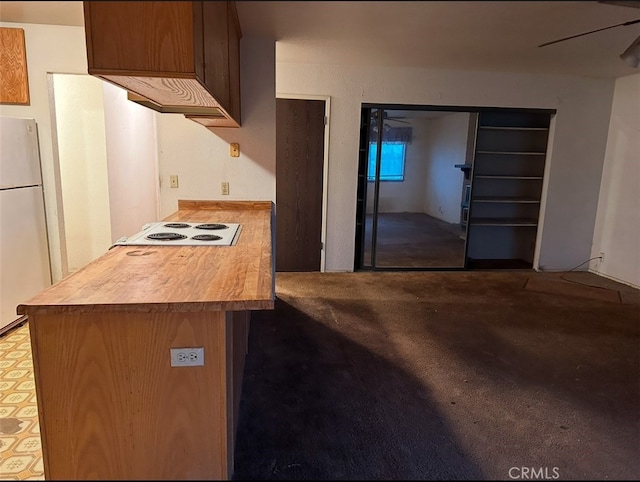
[{"x1": 0, "y1": 116, "x2": 52, "y2": 334}]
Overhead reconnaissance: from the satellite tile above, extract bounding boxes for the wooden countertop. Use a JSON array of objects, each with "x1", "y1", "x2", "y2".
[{"x1": 18, "y1": 200, "x2": 275, "y2": 314}]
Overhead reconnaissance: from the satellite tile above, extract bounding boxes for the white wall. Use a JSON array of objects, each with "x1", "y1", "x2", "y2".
[
  {"x1": 0, "y1": 22, "x2": 88, "y2": 282},
  {"x1": 277, "y1": 62, "x2": 614, "y2": 272},
  {"x1": 102, "y1": 82, "x2": 159, "y2": 240},
  {"x1": 423, "y1": 113, "x2": 468, "y2": 224},
  {"x1": 52, "y1": 74, "x2": 111, "y2": 273},
  {"x1": 403, "y1": 119, "x2": 430, "y2": 213},
  {"x1": 590, "y1": 73, "x2": 640, "y2": 288},
  {"x1": 157, "y1": 36, "x2": 276, "y2": 219}
]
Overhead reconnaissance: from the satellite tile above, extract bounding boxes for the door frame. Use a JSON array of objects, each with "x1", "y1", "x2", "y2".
[{"x1": 275, "y1": 93, "x2": 331, "y2": 272}]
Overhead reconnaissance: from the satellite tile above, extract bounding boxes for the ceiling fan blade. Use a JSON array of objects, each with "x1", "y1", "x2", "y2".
[{"x1": 538, "y1": 18, "x2": 640, "y2": 47}]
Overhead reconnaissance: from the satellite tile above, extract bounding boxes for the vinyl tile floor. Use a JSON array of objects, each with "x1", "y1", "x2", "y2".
[{"x1": 0, "y1": 322, "x2": 44, "y2": 480}]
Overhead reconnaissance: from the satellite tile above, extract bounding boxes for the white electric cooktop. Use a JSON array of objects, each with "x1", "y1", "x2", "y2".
[{"x1": 110, "y1": 222, "x2": 242, "y2": 247}]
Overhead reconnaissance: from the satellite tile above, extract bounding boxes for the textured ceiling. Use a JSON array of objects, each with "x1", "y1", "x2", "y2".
[
  {"x1": 235, "y1": 1, "x2": 640, "y2": 79},
  {"x1": 1, "y1": 1, "x2": 639, "y2": 79}
]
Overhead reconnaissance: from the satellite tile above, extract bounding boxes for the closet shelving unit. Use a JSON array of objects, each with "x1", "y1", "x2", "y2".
[{"x1": 466, "y1": 110, "x2": 552, "y2": 269}]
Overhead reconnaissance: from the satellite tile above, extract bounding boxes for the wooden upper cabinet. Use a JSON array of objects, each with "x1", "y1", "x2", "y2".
[{"x1": 83, "y1": 1, "x2": 242, "y2": 127}]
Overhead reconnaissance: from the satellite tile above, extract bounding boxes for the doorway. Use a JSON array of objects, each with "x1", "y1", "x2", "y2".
[
  {"x1": 275, "y1": 97, "x2": 329, "y2": 272},
  {"x1": 48, "y1": 73, "x2": 160, "y2": 280},
  {"x1": 49, "y1": 73, "x2": 112, "y2": 276}
]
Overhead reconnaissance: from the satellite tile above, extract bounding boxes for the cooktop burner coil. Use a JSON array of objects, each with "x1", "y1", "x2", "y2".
[
  {"x1": 145, "y1": 232, "x2": 188, "y2": 241},
  {"x1": 195, "y1": 223, "x2": 228, "y2": 230},
  {"x1": 191, "y1": 234, "x2": 223, "y2": 241},
  {"x1": 163, "y1": 223, "x2": 191, "y2": 229}
]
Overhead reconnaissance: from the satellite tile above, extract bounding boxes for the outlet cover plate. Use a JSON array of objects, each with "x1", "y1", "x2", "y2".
[{"x1": 170, "y1": 347, "x2": 204, "y2": 367}]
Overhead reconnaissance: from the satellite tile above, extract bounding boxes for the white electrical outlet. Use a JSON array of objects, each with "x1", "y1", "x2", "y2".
[
  {"x1": 599, "y1": 251, "x2": 605, "y2": 263},
  {"x1": 221, "y1": 181, "x2": 230, "y2": 195},
  {"x1": 170, "y1": 347, "x2": 204, "y2": 367},
  {"x1": 169, "y1": 175, "x2": 179, "y2": 188}
]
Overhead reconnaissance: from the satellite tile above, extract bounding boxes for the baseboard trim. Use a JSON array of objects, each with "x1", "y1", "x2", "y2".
[
  {"x1": 0, "y1": 315, "x2": 28, "y2": 337},
  {"x1": 587, "y1": 268, "x2": 639, "y2": 290}
]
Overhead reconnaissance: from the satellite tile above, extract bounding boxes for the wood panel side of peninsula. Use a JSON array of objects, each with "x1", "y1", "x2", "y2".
[{"x1": 19, "y1": 200, "x2": 274, "y2": 480}]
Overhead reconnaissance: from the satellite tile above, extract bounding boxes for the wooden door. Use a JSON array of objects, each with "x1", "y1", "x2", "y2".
[{"x1": 276, "y1": 98, "x2": 325, "y2": 271}]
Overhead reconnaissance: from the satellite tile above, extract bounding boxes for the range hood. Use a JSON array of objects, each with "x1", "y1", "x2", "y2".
[{"x1": 127, "y1": 92, "x2": 227, "y2": 117}]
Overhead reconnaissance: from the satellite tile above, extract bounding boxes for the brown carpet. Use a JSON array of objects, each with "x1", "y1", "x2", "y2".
[
  {"x1": 232, "y1": 271, "x2": 640, "y2": 480},
  {"x1": 363, "y1": 212, "x2": 466, "y2": 268},
  {"x1": 524, "y1": 276, "x2": 622, "y2": 303}
]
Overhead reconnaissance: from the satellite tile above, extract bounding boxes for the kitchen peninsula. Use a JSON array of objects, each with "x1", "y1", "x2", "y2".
[{"x1": 17, "y1": 200, "x2": 275, "y2": 480}]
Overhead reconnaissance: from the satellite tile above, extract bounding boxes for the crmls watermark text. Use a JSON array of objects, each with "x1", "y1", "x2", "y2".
[{"x1": 508, "y1": 467, "x2": 560, "y2": 480}]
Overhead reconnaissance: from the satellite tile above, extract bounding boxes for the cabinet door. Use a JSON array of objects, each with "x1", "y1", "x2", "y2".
[
  {"x1": 84, "y1": 1, "x2": 195, "y2": 74},
  {"x1": 201, "y1": 1, "x2": 230, "y2": 110},
  {"x1": 0, "y1": 27, "x2": 30, "y2": 104}
]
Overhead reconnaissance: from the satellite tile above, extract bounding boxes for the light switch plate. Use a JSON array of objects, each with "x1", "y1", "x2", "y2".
[{"x1": 230, "y1": 143, "x2": 240, "y2": 157}]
